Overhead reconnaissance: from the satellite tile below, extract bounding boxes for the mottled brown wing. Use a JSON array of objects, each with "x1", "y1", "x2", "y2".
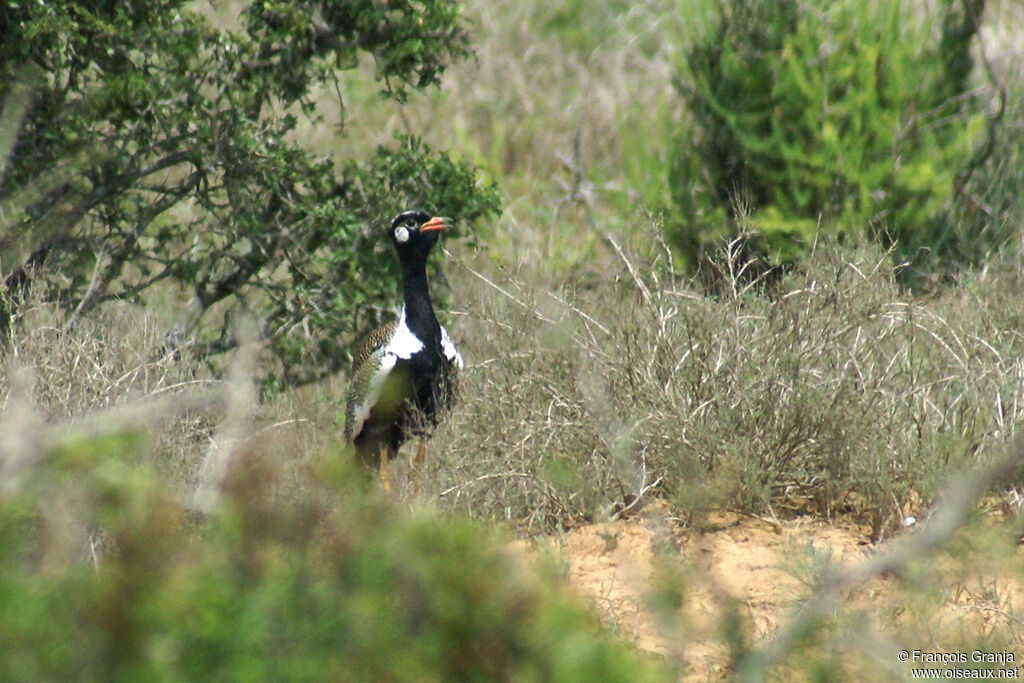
[
  {"x1": 344, "y1": 320, "x2": 397, "y2": 442},
  {"x1": 352, "y1": 320, "x2": 397, "y2": 370}
]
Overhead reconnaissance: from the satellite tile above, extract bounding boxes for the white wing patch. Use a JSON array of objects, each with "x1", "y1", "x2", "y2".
[
  {"x1": 349, "y1": 351, "x2": 397, "y2": 440},
  {"x1": 387, "y1": 308, "x2": 424, "y2": 359},
  {"x1": 440, "y1": 326, "x2": 463, "y2": 368}
]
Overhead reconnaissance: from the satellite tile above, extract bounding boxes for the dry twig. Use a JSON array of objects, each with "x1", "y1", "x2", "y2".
[{"x1": 738, "y1": 440, "x2": 1024, "y2": 681}]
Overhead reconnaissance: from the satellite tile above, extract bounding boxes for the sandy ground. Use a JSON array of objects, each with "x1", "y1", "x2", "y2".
[{"x1": 522, "y1": 500, "x2": 1023, "y2": 680}]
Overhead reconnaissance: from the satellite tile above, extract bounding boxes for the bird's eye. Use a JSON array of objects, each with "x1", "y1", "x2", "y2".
[{"x1": 395, "y1": 226, "x2": 410, "y2": 243}]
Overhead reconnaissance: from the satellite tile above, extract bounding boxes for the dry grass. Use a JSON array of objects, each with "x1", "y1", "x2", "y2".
[
  {"x1": 0, "y1": 300, "x2": 214, "y2": 492},
  {"x1": 12, "y1": 226, "x2": 1009, "y2": 547},
  {"x1": 23, "y1": 225, "x2": 1024, "y2": 542},
  {"x1": 405, "y1": 229, "x2": 1024, "y2": 540}
]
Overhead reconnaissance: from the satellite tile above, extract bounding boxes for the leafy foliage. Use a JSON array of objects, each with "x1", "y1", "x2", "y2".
[
  {"x1": 0, "y1": 0, "x2": 501, "y2": 386},
  {"x1": 670, "y1": 0, "x2": 992, "y2": 271},
  {"x1": 0, "y1": 433, "x2": 665, "y2": 681}
]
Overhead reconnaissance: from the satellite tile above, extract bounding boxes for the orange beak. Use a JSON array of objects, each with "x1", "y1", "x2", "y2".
[{"x1": 420, "y1": 216, "x2": 450, "y2": 233}]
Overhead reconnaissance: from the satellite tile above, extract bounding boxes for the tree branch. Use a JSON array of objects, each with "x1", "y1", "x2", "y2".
[{"x1": 737, "y1": 439, "x2": 1024, "y2": 681}]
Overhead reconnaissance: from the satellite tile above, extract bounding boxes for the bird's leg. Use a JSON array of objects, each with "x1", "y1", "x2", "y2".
[
  {"x1": 379, "y1": 446, "x2": 392, "y2": 492},
  {"x1": 412, "y1": 439, "x2": 428, "y2": 495}
]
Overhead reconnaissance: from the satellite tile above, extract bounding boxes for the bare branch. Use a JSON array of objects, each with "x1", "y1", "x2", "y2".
[{"x1": 738, "y1": 439, "x2": 1024, "y2": 681}]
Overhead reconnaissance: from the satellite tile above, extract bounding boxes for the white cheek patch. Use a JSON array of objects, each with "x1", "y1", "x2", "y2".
[
  {"x1": 387, "y1": 309, "x2": 424, "y2": 359},
  {"x1": 440, "y1": 326, "x2": 463, "y2": 368},
  {"x1": 395, "y1": 226, "x2": 410, "y2": 243}
]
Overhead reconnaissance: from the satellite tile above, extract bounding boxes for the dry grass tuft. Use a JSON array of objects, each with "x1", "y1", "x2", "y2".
[
  {"x1": 1, "y1": 299, "x2": 215, "y2": 491},
  {"x1": 417, "y1": 232, "x2": 1024, "y2": 539}
]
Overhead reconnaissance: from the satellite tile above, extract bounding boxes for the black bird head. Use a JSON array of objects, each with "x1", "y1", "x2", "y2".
[{"x1": 389, "y1": 210, "x2": 450, "y2": 259}]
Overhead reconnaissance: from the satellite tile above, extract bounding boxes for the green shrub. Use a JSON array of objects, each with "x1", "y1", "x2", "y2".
[
  {"x1": 0, "y1": 432, "x2": 666, "y2": 681},
  {"x1": 670, "y1": 0, "x2": 991, "y2": 271},
  {"x1": 0, "y1": 1, "x2": 501, "y2": 388}
]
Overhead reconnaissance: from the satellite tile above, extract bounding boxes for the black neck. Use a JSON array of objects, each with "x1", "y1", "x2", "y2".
[{"x1": 400, "y1": 254, "x2": 440, "y2": 343}]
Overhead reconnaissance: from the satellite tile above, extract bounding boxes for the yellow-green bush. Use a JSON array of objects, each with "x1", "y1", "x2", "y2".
[
  {"x1": 670, "y1": 0, "x2": 991, "y2": 270},
  {"x1": 0, "y1": 435, "x2": 666, "y2": 681}
]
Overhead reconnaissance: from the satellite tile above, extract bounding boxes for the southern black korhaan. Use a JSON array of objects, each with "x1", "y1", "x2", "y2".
[{"x1": 344, "y1": 211, "x2": 462, "y2": 491}]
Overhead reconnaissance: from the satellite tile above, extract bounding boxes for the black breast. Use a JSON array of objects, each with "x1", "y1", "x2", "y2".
[{"x1": 401, "y1": 340, "x2": 455, "y2": 436}]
